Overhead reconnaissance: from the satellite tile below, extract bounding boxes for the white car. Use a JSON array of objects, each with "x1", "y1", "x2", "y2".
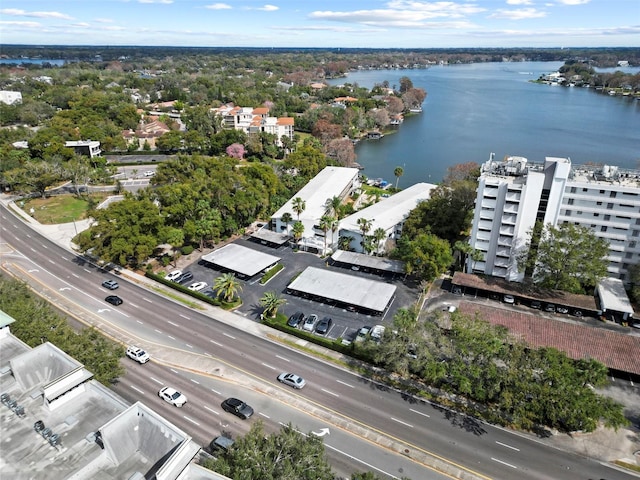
[
  {"x1": 277, "y1": 372, "x2": 306, "y2": 389},
  {"x1": 143, "y1": 170, "x2": 155, "y2": 177},
  {"x1": 166, "y1": 270, "x2": 182, "y2": 281},
  {"x1": 188, "y1": 281, "x2": 208, "y2": 291},
  {"x1": 503, "y1": 294, "x2": 515, "y2": 304},
  {"x1": 370, "y1": 325, "x2": 386, "y2": 341},
  {"x1": 302, "y1": 314, "x2": 318, "y2": 331},
  {"x1": 158, "y1": 387, "x2": 187, "y2": 407},
  {"x1": 126, "y1": 346, "x2": 150, "y2": 364}
]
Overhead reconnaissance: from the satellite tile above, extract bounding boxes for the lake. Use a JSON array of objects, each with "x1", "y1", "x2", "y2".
[{"x1": 327, "y1": 62, "x2": 640, "y2": 185}]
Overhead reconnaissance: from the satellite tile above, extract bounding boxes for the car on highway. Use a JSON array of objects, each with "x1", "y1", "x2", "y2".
[
  {"x1": 355, "y1": 325, "x2": 371, "y2": 342},
  {"x1": 302, "y1": 314, "x2": 318, "y2": 331},
  {"x1": 287, "y1": 311, "x2": 305, "y2": 328},
  {"x1": 166, "y1": 270, "x2": 182, "y2": 281},
  {"x1": 175, "y1": 271, "x2": 194, "y2": 284},
  {"x1": 102, "y1": 279, "x2": 119, "y2": 290},
  {"x1": 105, "y1": 295, "x2": 123, "y2": 306},
  {"x1": 188, "y1": 281, "x2": 208, "y2": 291},
  {"x1": 315, "y1": 317, "x2": 333, "y2": 335},
  {"x1": 277, "y1": 372, "x2": 306, "y2": 389},
  {"x1": 126, "y1": 346, "x2": 150, "y2": 364},
  {"x1": 158, "y1": 387, "x2": 187, "y2": 407},
  {"x1": 221, "y1": 397, "x2": 254, "y2": 419}
]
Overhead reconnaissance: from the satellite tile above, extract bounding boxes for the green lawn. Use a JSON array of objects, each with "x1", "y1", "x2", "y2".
[{"x1": 22, "y1": 194, "x2": 107, "y2": 224}]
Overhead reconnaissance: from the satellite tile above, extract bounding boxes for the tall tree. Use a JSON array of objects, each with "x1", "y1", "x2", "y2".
[
  {"x1": 280, "y1": 212, "x2": 293, "y2": 234},
  {"x1": 373, "y1": 227, "x2": 387, "y2": 255},
  {"x1": 392, "y1": 233, "x2": 453, "y2": 281},
  {"x1": 519, "y1": 223, "x2": 609, "y2": 293},
  {"x1": 393, "y1": 166, "x2": 404, "y2": 190},
  {"x1": 325, "y1": 195, "x2": 342, "y2": 218},
  {"x1": 213, "y1": 273, "x2": 242, "y2": 303},
  {"x1": 291, "y1": 221, "x2": 305, "y2": 247},
  {"x1": 292, "y1": 196, "x2": 306, "y2": 220},
  {"x1": 259, "y1": 291, "x2": 287, "y2": 319},
  {"x1": 318, "y1": 214, "x2": 336, "y2": 254}
]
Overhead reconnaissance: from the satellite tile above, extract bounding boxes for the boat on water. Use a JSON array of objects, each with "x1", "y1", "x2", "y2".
[{"x1": 409, "y1": 107, "x2": 423, "y2": 113}]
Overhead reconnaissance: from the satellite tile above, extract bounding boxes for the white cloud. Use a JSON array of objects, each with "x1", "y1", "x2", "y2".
[
  {"x1": 489, "y1": 8, "x2": 546, "y2": 20},
  {"x1": 138, "y1": 0, "x2": 173, "y2": 4},
  {"x1": 0, "y1": 20, "x2": 42, "y2": 28},
  {"x1": 507, "y1": 0, "x2": 533, "y2": 4},
  {"x1": 258, "y1": 4, "x2": 279, "y2": 11},
  {"x1": 94, "y1": 18, "x2": 114, "y2": 24},
  {"x1": 555, "y1": 0, "x2": 590, "y2": 5},
  {"x1": 205, "y1": 3, "x2": 232, "y2": 9},
  {"x1": 0, "y1": 9, "x2": 73, "y2": 20}
]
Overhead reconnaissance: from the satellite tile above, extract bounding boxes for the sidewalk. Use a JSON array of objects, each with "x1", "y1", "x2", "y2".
[{"x1": 2, "y1": 195, "x2": 639, "y2": 475}]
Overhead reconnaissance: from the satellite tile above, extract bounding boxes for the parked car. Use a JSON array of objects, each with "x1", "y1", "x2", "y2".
[
  {"x1": 143, "y1": 170, "x2": 155, "y2": 177},
  {"x1": 166, "y1": 270, "x2": 182, "y2": 281},
  {"x1": 105, "y1": 295, "x2": 123, "y2": 306},
  {"x1": 102, "y1": 279, "x2": 119, "y2": 290},
  {"x1": 126, "y1": 346, "x2": 150, "y2": 364},
  {"x1": 315, "y1": 317, "x2": 333, "y2": 335},
  {"x1": 370, "y1": 324, "x2": 386, "y2": 341},
  {"x1": 221, "y1": 397, "x2": 254, "y2": 419},
  {"x1": 572, "y1": 309, "x2": 583, "y2": 317},
  {"x1": 355, "y1": 325, "x2": 372, "y2": 343},
  {"x1": 302, "y1": 314, "x2": 318, "y2": 331},
  {"x1": 287, "y1": 311, "x2": 305, "y2": 328},
  {"x1": 188, "y1": 281, "x2": 208, "y2": 291},
  {"x1": 175, "y1": 271, "x2": 194, "y2": 284},
  {"x1": 158, "y1": 387, "x2": 187, "y2": 407},
  {"x1": 503, "y1": 294, "x2": 515, "y2": 304},
  {"x1": 530, "y1": 300, "x2": 542, "y2": 309},
  {"x1": 210, "y1": 435, "x2": 234, "y2": 453},
  {"x1": 557, "y1": 306, "x2": 569, "y2": 314},
  {"x1": 544, "y1": 303, "x2": 556, "y2": 313},
  {"x1": 277, "y1": 372, "x2": 306, "y2": 389}
]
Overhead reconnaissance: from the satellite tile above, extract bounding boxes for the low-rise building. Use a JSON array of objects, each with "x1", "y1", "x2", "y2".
[
  {"x1": 212, "y1": 104, "x2": 294, "y2": 147},
  {"x1": 65, "y1": 140, "x2": 102, "y2": 158},
  {"x1": 0, "y1": 90, "x2": 22, "y2": 105}
]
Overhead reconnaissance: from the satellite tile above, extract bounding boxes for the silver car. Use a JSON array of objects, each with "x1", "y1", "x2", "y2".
[
  {"x1": 277, "y1": 372, "x2": 306, "y2": 389},
  {"x1": 302, "y1": 314, "x2": 318, "y2": 331}
]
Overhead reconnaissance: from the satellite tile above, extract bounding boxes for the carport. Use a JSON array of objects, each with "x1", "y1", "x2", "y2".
[
  {"x1": 286, "y1": 266, "x2": 396, "y2": 315},
  {"x1": 330, "y1": 250, "x2": 405, "y2": 275},
  {"x1": 249, "y1": 229, "x2": 290, "y2": 248},
  {"x1": 201, "y1": 244, "x2": 280, "y2": 278},
  {"x1": 596, "y1": 278, "x2": 635, "y2": 323}
]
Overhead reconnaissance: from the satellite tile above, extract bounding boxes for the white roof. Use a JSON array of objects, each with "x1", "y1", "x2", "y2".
[
  {"x1": 272, "y1": 166, "x2": 359, "y2": 221},
  {"x1": 597, "y1": 278, "x2": 634, "y2": 315},
  {"x1": 287, "y1": 266, "x2": 396, "y2": 313},
  {"x1": 339, "y1": 182, "x2": 437, "y2": 233},
  {"x1": 201, "y1": 244, "x2": 280, "y2": 277}
]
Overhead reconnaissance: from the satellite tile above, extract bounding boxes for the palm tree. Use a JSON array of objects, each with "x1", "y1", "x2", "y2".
[
  {"x1": 318, "y1": 214, "x2": 336, "y2": 254},
  {"x1": 357, "y1": 217, "x2": 373, "y2": 254},
  {"x1": 260, "y1": 291, "x2": 287, "y2": 319},
  {"x1": 394, "y1": 166, "x2": 404, "y2": 190},
  {"x1": 373, "y1": 227, "x2": 387, "y2": 255},
  {"x1": 325, "y1": 196, "x2": 342, "y2": 218},
  {"x1": 292, "y1": 221, "x2": 305, "y2": 246},
  {"x1": 292, "y1": 196, "x2": 306, "y2": 220},
  {"x1": 213, "y1": 272, "x2": 242, "y2": 303},
  {"x1": 338, "y1": 235, "x2": 354, "y2": 251},
  {"x1": 280, "y1": 212, "x2": 293, "y2": 233}
]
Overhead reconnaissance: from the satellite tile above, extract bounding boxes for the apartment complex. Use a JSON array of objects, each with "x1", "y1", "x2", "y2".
[
  {"x1": 212, "y1": 104, "x2": 294, "y2": 147},
  {"x1": 468, "y1": 155, "x2": 640, "y2": 284}
]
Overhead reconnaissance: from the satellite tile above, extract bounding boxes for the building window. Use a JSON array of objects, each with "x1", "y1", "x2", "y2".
[
  {"x1": 577, "y1": 211, "x2": 582, "y2": 215},
  {"x1": 597, "y1": 201, "x2": 602, "y2": 205},
  {"x1": 594, "y1": 213, "x2": 599, "y2": 217},
  {"x1": 601, "y1": 226, "x2": 607, "y2": 232},
  {"x1": 583, "y1": 188, "x2": 588, "y2": 192},
  {"x1": 625, "y1": 252, "x2": 633, "y2": 259},
  {"x1": 607, "y1": 203, "x2": 614, "y2": 209},
  {"x1": 633, "y1": 230, "x2": 639, "y2": 237},
  {"x1": 630, "y1": 241, "x2": 637, "y2": 248},
  {"x1": 565, "y1": 210, "x2": 572, "y2": 216},
  {"x1": 604, "y1": 215, "x2": 610, "y2": 221},
  {"x1": 610, "y1": 191, "x2": 617, "y2": 198},
  {"x1": 567, "y1": 198, "x2": 574, "y2": 205},
  {"x1": 600, "y1": 190, "x2": 605, "y2": 194},
  {"x1": 570, "y1": 187, "x2": 576, "y2": 193}
]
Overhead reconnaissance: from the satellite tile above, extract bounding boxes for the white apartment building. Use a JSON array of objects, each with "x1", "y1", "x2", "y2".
[
  {"x1": 212, "y1": 104, "x2": 294, "y2": 147},
  {"x1": 468, "y1": 155, "x2": 640, "y2": 284},
  {"x1": 0, "y1": 90, "x2": 22, "y2": 105}
]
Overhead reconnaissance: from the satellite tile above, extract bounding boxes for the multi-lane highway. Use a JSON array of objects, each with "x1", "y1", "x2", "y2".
[{"x1": 0, "y1": 202, "x2": 635, "y2": 480}]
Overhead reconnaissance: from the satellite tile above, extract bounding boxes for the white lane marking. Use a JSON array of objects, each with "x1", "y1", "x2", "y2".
[
  {"x1": 390, "y1": 417, "x2": 414, "y2": 428},
  {"x1": 210, "y1": 388, "x2": 221, "y2": 395},
  {"x1": 190, "y1": 378, "x2": 200, "y2": 385},
  {"x1": 321, "y1": 388, "x2": 339, "y2": 398},
  {"x1": 496, "y1": 441, "x2": 520, "y2": 452},
  {"x1": 41, "y1": 244, "x2": 48, "y2": 249},
  {"x1": 261, "y1": 363, "x2": 277, "y2": 370},
  {"x1": 170, "y1": 369, "x2": 178, "y2": 374},
  {"x1": 336, "y1": 379, "x2": 354, "y2": 388},
  {"x1": 410, "y1": 408, "x2": 430, "y2": 418},
  {"x1": 48, "y1": 259, "x2": 55, "y2": 264},
  {"x1": 120, "y1": 312, "x2": 130, "y2": 318},
  {"x1": 150, "y1": 377, "x2": 164, "y2": 385},
  {"x1": 26, "y1": 234, "x2": 31, "y2": 238},
  {"x1": 179, "y1": 314, "x2": 190, "y2": 320},
  {"x1": 167, "y1": 335, "x2": 175, "y2": 340},
  {"x1": 203, "y1": 405, "x2": 219, "y2": 415},
  {"x1": 223, "y1": 332, "x2": 235, "y2": 339},
  {"x1": 183, "y1": 416, "x2": 200, "y2": 426},
  {"x1": 61, "y1": 256, "x2": 69, "y2": 261},
  {"x1": 210, "y1": 339, "x2": 223, "y2": 346},
  {"x1": 137, "y1": 320, "x2": 143, "y2": 324},
  {"x1": 167, "y1": 320, "x2": 179, "y2": 327},
  {"x1": 129, "y1": 302, "x2": 139, "y2": 309},
  {"x1": 185, "y1": 344, "x2": 193, "y2": 349},
  {"x1": 155, "y1": 329, "x2": 163, "y2": 334},
  {"x1": 71, "y1": 273, "x2": 79, "y2": 278},
  {"x1": 130, "y1": 385, "x2": 145, "y2": 394},
  {"x1": 491, "y1": 458, "x2": 518, "y2": 469},
  {"x1": 143, "y1": 297, "x2": 153, "y2": 303},
  {"x1": 30, "y1": 247, "x2": 36, "y2": 252},
  {"x1": 323, "y1": 442, "x2": 400, "y2": 479},
  {"x1": 83, "y1": 268, "x2": 91, "y2": 273},
  {"x1": 275, "y1": 355, "x2": 290, "y2": 362},
  {"x1": 259, "y1": 412, "x2": 270, "y2": 419}
]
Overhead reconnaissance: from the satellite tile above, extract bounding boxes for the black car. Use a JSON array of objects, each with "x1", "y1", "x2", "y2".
[
  {"x1": 221, "y1": 397, "x2": 254, "y2": 419},
  {"x1": 315, "y1": 317, "x2": 333, "y2": 335},
  {"x1": 105, "y1": 295, "x2": 123, "y2": 306},
  {"x1": 175, "y1": 271, "x2": 194, "y2": 284},
  {"x1": 287, "y1": 311, "x2": 305, "y2": 328}
]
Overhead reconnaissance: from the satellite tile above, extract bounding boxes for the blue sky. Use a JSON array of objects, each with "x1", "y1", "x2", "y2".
[{"x1": 1, "y1": 1, "x2": 638, "y2": 48}]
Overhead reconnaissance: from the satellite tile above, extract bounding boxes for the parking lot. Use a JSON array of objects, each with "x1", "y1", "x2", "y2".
[{"x1": 169, "y1": 236, "x2": 422, "y2": 342}]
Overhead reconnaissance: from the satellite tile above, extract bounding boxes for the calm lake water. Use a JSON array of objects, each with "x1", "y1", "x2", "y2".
[
  {"x1": 328, "y1": 62, "x2": 640, "y2": 185},
  {"x1": 0, "y1": 58, "x2": 66, "y2": 66}
]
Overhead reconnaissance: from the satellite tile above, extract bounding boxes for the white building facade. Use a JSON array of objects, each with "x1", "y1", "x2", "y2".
[{"x1": 468, "y1": 155, "x2": 640, "y2": 284}]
